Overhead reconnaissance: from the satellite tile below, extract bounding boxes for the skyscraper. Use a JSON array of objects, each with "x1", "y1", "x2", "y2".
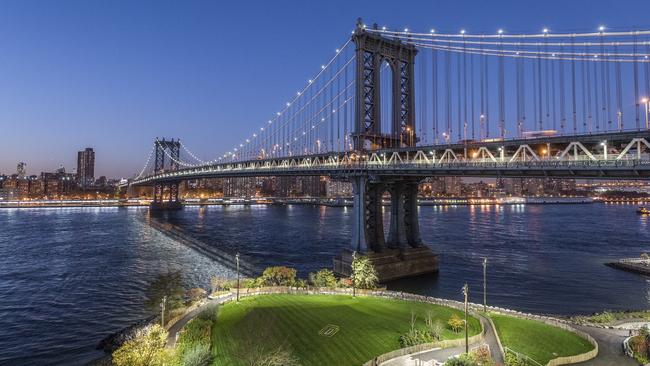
[{"x1": 77, "y1": 148, "x2": 95, "y2": 188}]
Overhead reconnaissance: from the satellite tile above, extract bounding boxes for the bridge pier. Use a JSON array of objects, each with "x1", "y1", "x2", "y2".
[
  {"x1": 150, "y1": 181, "x2": 183, "y2": 210},
  {"x1": 334, "y1": 176, "x2": 438, "y2": 282}
]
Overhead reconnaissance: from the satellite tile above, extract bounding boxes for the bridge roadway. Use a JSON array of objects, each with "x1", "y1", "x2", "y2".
[{"x1": 129, "y1": 130, "x2": 650, "y2": 186}]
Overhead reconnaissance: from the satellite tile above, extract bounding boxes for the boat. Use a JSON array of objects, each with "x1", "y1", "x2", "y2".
[{"x1": 637, "y1": 206, "x2": 650, "y2": 215}]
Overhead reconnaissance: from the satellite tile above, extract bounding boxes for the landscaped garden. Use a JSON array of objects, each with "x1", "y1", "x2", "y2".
[
  {"x1": 489, "y1": 314, "x2": 595, "y2": 365},
  {"x1": 211, "y1": 294, "x2": 482, "y2": 366}
]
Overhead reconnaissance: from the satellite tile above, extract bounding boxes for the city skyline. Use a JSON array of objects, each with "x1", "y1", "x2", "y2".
[{"x1": 2, "y1": 0, "x2": 650, "y2": 177}]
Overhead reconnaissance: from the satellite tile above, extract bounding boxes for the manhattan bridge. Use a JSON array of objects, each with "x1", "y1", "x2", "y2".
[{"x1": 124, "y1": 19, "x2": 650, "y2": 280}]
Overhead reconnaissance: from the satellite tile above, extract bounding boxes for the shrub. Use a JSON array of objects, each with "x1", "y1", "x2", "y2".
[
  {"x1": 210, "y1": 276, "x2": 229, "y2": 293},
  {"x1": 425, "y1": 311, "x2": 444, "y2": 341},
  {"x1": 186, "y1": 288, "x2": 207, "y2": 303},
  {"x1": 399, "y1": 329, "x2": 434, "y2": 347},
  {"x1": 448, "y1": 314, "x2": 465, "y2": 333},
  {"x1": 308, "y1": 269, "x2": 338, "y2": 288},
  {"x1": 179, "y1": 343, "x2": 212, "y2": 366},
  {"x1": 258, "y1": 266, "x2": 297, "y2": 286},
  {"x1": 351, "y1": 255, "x2": 378, "y2": 289},
  {"x1": 112, "y1": 324, "x2": 171, "y2": 366},
  {"x1": 444, "y1": 353, "x2": 479, "y2": 366}
]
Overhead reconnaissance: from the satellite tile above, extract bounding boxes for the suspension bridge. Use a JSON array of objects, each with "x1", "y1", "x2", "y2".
[{"x1": 124, "y1": 19, "x2": 650, "y2": 281}]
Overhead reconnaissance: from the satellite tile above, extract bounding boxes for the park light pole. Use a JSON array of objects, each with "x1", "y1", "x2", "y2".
[
  {"x1": 235, "y1": 252, "x2": 240, "y2": 302},
  {"x1": 160, "y1": 295, "x2": 167, "y2": 327},
  {"x1": 351, "y1": 250, "x2": 357, "y2": 297},
  {"x1": 462, "y1": 283, "x2": 469, "y2": 354},
  {"x1": 483, "y1": 258, "x2": 488, "y2": 313}
]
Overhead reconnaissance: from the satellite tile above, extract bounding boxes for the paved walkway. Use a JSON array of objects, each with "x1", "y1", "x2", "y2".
[
  {"x1": 165, "y1": 293, "x2": 234, "y2": 347},
  {"x1": 573, "y1": 325, "x2": 636, "y2": 366},
  {"x1": 382, "y1": 315, "x2": 503, "y2": 366}
]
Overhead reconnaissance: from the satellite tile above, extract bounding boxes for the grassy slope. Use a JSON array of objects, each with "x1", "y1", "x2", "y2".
[
  {"x1": 211, "y1": 294, "x2": 481, "y2": 366},
  {"x1": 490, "y1": 314, "x2": 594, "y2": 365}
]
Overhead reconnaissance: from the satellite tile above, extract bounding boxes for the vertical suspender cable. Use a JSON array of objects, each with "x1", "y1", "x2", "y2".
[
  {"x1": 581, "y1": 55, "x2": 588, "y2": 132},
  {"x1": 480, "y1": 44, "x2": 485, "y2": 139},
  {"x1": 445, "y1": 47, "x2": 452, "y2": 141},
  {"x1": 470, "y1": 52, "x2": 476, "y2": 140},
  {"x1": 584, "y1": 49, "x2": 598, "y2": 132},
  {"x1": 533, "y1": 52, "x2": 539, "y2": 131},
  {"x1": 457, "y1": 51, "x2": 462, "y2": 141},
  {"x1": 537, "y1": 43, "x2": 543, "y2": 130},
  {"x1": 463, "y1": 37, "x2": 468, "y2": 140},
  {"x1": 571, "y1": 36, "x2": 578, "y2": 134},
  {"x1": 600, "y1": 32, "x2": 608, "y2": 130},
  {"x1": 558, "y1": 46, "x2": 566, "y2": 133},
  {"x1": 544, "y1": 35, "x2": 550, "y2": 129},
  {"x1": 432, "y1": 48, "x2": 438, "y2": 143},
  {"x1": 498, "y1": 35, "x2": 505, "y2": 138},
  {"x1": 593, "y1": 53, "x2": 601, "y2": 132},
  {"x1": 552, "y1": 53, "x2": 557, "y2": 131},
  {"x1": 615, "y1": 42, "x2": 623, "y2": 131},
  {"x1": 633, "y1": 33, "x2": 640, "y2": 130},
  {"x1": 421, "y1": 46, "x2": 428, "y2": 144}
]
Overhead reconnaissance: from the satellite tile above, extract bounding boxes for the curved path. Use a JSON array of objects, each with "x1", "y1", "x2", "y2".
[
  {"x1": 166, "y1": 294, "x2": 233, "y2": 347},
  {"x1": 382, "y1": 315, "x2": 503, "y2": 366},
  {"x1": 573, "y1": 325, "x2": 636, "y2": 366}
]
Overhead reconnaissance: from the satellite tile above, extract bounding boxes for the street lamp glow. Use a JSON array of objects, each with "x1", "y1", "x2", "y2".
[
  {"x1": 542, "y1": 28, "x2": 549, "y2": 34},
  {"x1": 460, "y1": 29, "x2": 466, "y2": 35},
  {"x1": 598, "y1": 25, "x2": 605, "y2": 32},
  {"x1": 498, "y1": 29, "x2": 503, "y2": 34}
]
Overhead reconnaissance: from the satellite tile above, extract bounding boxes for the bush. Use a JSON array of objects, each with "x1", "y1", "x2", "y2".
[
  {"x1": 112, "y1": 324, "x2": 171, "y2": 366},
  {"x1": 308, "y1": 269, "x2": 338, "y2": 288},
  {"x1": 258, "y1": 266, "x2": 297, "y2": 286},
  {"x1": 175, "y1": 307, "x2": 216, "y2": 363},
  {"x1": 186, "y1": 288, "x2": 207, "y2": 303},
  {"x1": 444, "y1": 353, "x2": 479, "y2": 366},
  {"x1": 448, "y1": 314, "x2": 465, "y2": 333},
  {"x1": 179, "y1": 343, "x2": 212, "y2": 366},
  {"x1": 399, "y1": 328, "x2": 434, "y2": 347},
  {"x1": 504, "y1": 352, "x2": 530, "y2": 366},
  {"x1": 351, "y1": 255, "x2": 378, "y2": 289}
]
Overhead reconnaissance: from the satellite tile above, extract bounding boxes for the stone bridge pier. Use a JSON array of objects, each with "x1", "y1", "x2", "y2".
[
  {"x1": 150, "y1": 181, "x2": 183, "y2": 210},
  {"x1": 334, "y1": 175, "x2": 439, "y2": 282}
]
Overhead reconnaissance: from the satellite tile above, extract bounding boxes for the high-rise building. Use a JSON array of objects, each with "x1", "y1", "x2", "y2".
[{"x1": 77, "y1": 148, "x2": 95, "y2": 188}]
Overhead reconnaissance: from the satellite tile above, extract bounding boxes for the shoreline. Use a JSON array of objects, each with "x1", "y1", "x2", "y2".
[{"x1": 0, "y1": 196, "x2": 628, "y2": 209}]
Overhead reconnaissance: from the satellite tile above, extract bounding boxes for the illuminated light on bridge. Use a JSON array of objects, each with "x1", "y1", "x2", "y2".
[{"x1": 122, "y1": 19, "x2": 650, "y2": 281}]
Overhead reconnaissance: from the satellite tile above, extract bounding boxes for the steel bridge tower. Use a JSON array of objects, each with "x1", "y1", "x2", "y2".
[
  {"x1": 335, "y1": 19, "x2": 438, "y2": 282},
  {"x1": 151, "y1": 138, "x2": 183, "y2": 210}
]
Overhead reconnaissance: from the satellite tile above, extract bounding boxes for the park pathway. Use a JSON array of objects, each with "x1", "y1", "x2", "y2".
[
  {"x1": 165, "y1": 293, "x2": 233, "y2": 347},
  {"x1": 382, "y1": 315, "x2": 503, "y2": 366},
  {"x1": 573, "y1": 324, "x2": 636, "y2": 366}
]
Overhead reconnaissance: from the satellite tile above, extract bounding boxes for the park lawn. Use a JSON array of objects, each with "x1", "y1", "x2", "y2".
[
  {"x1": 211, "y1": 294, "x2": 481, "y2": 366},
  {"x1": 490, "y1": 313, "x2": 594, "y2": 365}
]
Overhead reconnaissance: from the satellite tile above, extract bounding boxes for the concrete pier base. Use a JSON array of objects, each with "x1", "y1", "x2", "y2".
[
  {"x1": 333, "y1": 246, "x2": 439, "y2": 283},
  {"x1": 149, "y1": 201, "x2": 183, "y2": 211}
]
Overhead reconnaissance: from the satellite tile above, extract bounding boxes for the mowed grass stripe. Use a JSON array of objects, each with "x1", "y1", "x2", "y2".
[
  {"x1": 212, "y1": 294, "x2": 481, "y2": 366},
  {"x1": 490, "y1": 314, "x2": 594, "y2": 365}
]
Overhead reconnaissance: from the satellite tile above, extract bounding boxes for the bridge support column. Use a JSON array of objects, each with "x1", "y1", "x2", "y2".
[
  {"x1": 150, "y1": 181, "x2": 183, "y2": 211},
  {"x1": 334, "y1": 177, "x2": 437, "y2": 282}
]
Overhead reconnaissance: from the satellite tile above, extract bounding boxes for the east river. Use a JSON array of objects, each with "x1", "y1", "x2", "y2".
[{"x1": 0, "y1": 203, "x2": 649, "y2": 365}]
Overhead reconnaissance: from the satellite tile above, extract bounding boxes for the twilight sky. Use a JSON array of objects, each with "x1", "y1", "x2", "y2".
[{"x1": 0, "y1": 0, "x2": 648, "y2": 178}]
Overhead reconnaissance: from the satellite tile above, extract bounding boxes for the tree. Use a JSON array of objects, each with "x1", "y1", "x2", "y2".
[
  {"x1": 444, "y1": 353, "x2": 478, "y2": 366},
  {"x1": 258, "y1": 266, "x2": 297, "y2": 286},
  {"x1": 112, "y1": 324, "x2": 171, "y2": 366},
  {"x1": 308, "y1": 269, "x2": 337, "y2": 288},
  {"x1": 425, "y1": 311, "x2": 444, "y2": 340},
  {"x1": 448, "y1": 314, "x2": 465, "y2": 333},
  {"x1": 351, "y1": 255, "x2": 378, "y2": 289},
  {"x1": 145, "y1": 271, "x2": 185, "y2": 322},
  {"x1": 210, "y1": 275, "x2": 229, "y2": 293},
  {"x1": 186, "y1": 288, "x2": 207, "y2": 303}
]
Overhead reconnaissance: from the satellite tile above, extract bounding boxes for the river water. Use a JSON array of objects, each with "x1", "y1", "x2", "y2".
[{"x1": 0, "y1": 203, "x2": 648, "y2": 365}]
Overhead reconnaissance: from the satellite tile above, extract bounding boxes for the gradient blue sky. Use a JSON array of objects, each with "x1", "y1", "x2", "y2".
[{"x1": 1, "y1": 0, "x2": 648, "y2": 177}]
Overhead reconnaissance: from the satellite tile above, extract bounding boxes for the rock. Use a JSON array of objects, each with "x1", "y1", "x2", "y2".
[{"x1": 96, "y1": 314, "x2": 159, "y2": 353}]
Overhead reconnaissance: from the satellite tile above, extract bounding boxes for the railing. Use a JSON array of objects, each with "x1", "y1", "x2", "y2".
[{"x1": 504, "y1": 346, "x2": 544, "y2": 366}]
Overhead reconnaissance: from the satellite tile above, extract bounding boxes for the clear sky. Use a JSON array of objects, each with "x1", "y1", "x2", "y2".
[{"x1": 1, "y1": 0, "x2": 648, "y2": 178}]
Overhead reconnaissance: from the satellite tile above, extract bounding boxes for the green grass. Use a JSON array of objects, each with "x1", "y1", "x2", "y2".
[
  {"x1": 211, "y1": 294, "x2": 481, "y2": 366},
  {"x1": 490, "y1": 314, "x2": 594, "y2": 365}
]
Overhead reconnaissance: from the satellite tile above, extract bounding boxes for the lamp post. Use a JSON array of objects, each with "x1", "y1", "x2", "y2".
[
  {"x1": 160, "y1": 295, "x2": 167, "y2": 327},
  {"x1": 462, "y1": 283, "x2": 469, "y2": 354},
  {"x1": 235, "y1": 252, "x2": 240, "y2": 302},
  {"x1": 351, "y1": 250, "x2": 357, "y2": 297},
  {"x1": 483, "y1": 258, "x2": 487, "y2": 312}
]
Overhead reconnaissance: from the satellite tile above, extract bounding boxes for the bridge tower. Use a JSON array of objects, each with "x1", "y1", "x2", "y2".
[
  {"x1": 151, "y1": 138, "x2": 183, "y2": 210},
  {"x1": 335, "y1": 19, "x2": 438, "y2": 281}
]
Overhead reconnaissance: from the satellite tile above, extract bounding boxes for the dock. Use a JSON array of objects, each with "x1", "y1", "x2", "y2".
[{"x1": 606, "y1": 258, "x2": 650, "y2": 275}]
